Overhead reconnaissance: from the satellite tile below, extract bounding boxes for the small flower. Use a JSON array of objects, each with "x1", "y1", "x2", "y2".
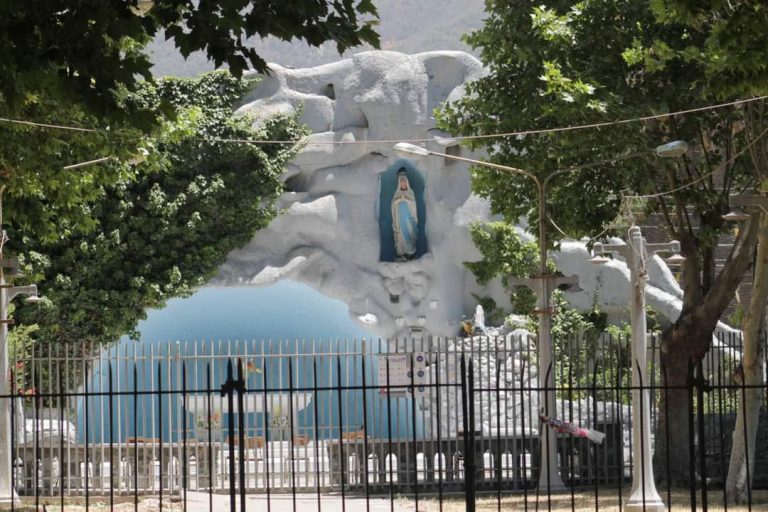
[
  {"x1": 270, "y1": 415, "x2": 289, "y2": 428},
  {"x1": 17, "y1": 387, "x2": 37, "y2": 402},
  {"x1": 197, "y1": 411, "x2": 222, "y2": 430},
  {"x1": 243, "y1": 359, "x2": 261, "y2": 377}
]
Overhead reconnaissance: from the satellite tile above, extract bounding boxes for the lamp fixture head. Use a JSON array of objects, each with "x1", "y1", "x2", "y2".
[
  {"x1": 655, "y1": 140, "x2": 690, "y2": 158},
  {"x1": 130, "y1": 0, "x2": 154, "y2": 16},
  {"x1": 665, "y1": 254, "x2": 686, "y2": 266},
  {"x1": 722, "y1": 208, "x2": 751, "y2": 222},
  {"x1": 393, "y1": 142, "x2": 430, "y2": 158}
]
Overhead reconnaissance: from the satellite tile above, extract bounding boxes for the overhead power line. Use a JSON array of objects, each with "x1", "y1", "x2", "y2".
[{"x1": 0, "y1": 95, "x2": 766, "y2": 146}]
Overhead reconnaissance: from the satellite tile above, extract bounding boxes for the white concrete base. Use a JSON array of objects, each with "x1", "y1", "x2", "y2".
[
  {"x1": 625, "y1": 494, "x2": 666, "y2": 512},
  {"x1": 0, "y1": 494, "x2": 21, "y2": 507},
  {"x1": 537, "y1": 475, "x2": 566, "y2": 492}
]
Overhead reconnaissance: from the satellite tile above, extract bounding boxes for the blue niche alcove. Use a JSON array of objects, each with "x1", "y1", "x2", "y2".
[{"x1": 378, "y1": 160, "x2": 428, "y2": 262}]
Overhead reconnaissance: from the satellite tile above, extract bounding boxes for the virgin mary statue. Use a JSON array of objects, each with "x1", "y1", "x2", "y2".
[{"x1": 391, "y1": 168, "x2": 419, "y2": 260}]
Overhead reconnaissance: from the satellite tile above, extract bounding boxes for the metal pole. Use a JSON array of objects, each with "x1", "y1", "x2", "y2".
[
  {"x1": 624, "y1": 226, "x2": 665, "y2": 512},
  {"x1": 593, "y1": 225, "x2": 679, "y2": 510},
  {"x1": 0, "y1": 266, "x2": 19, "y2": 505},
  {"x1": 535, "y1": 180, "x2": 564, "y2": 491},
  {"x1": 535, "y1": 276, "x2": 563, "y2": 491}
]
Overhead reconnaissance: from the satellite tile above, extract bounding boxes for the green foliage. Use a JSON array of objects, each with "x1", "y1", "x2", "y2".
[
  {"x1": 0, "y1": 67, "x2": 262, "y2": 245},
  {"x1": 464, "y1": 220, "x2": 605, "y2": 337},
  {"x1": 440, "y1": 2, "x2": 653, "y2": 243},
  {"x1": 0, "y1": 0, "x2": 379, "y2": 122},
  {"x1": 7, "y1": 320, "x2": 37, "y2": 395},
  {"x1": 13, "y1": 72, "x2": 305, "y2": 345},
  {"x1": 464, "y1": 222, "x2": 540, "y2": 284},
  {"x1": 0, "y1": 96, "x2": 144, "y2": 242},
  {"x1": 550, "y1": 292, "x2": 601, "y2": 340},
  {"x1": 438, "y1": 1, "x2": 761, "y2": 329},
  {"x1": 648, "y1": 0, "x2": 768, "y2": 98},
  {"x1": 148, "y1": 0, "x2": 486, "y2": 76},
  {"x1": 463, "y1": 219, "x2": 647, "y2": 403},
  {"x1": 439, "y1": 0, "x2": 743, "y2": 238},
  {"x1": 464, "y1": 221, "x2": 540, "y2": 313},
  {"x1": 728, "y1": 303, "x2": 745, "y2": 329}
]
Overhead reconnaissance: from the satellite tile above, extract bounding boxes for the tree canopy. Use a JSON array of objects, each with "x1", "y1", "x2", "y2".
[
  {"x1": 0, "y1": 0, "x2": 379, "y2": 121},
  {"x1": 13, "y1": 71, "x2": 305, "y2": 346},
  {"x1": 1, "y1": 0, "x2": 379, "y2": 243},
  {"x1": 439, "y1": 1, "x2": 753, "y2": 242},
  {"x1": 0, "y1": 95, "x2": 142, "y2": 242},
  {"x1": 649, "y1": 0, "x2": 768, "y2": 98}
]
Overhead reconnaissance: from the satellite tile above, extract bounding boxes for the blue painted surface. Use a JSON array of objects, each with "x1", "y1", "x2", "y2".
[
  {"x1": 78, "y1": 281, "x2": 422, "y2": 442},
  {"x1": 378, "y1": 160, "x2": 428, "y2": 262}
]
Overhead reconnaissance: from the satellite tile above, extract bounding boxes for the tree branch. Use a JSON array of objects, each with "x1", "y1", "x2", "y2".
[{"x1": 690, "y1": 214, "x2": 760, "y2": 331}]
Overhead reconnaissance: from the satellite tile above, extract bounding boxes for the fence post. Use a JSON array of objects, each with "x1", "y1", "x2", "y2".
[
  {"x1": 237, "y1": 359, "x2": 246, "y2": 512},
  {"x1": 460, "y1": 355, "x2": 476, "y2": 512},
  {"x1": 686, "y1": 360, "x2": 697, "y2": 511},
  {"x1": 696, "y1": 360, "x2": 708, "y2": 512},
  {"x1": 221, "y1": 359, "x2": 246, "y2": 512}
]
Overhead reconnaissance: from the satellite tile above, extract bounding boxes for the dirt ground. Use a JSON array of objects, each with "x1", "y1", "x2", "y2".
[
  {"x1": 405, "y1": 489, "x2": 768, "y2": 512},
  {"x1": 5, "y1": 489, "x2": 768, "y2": 511}
]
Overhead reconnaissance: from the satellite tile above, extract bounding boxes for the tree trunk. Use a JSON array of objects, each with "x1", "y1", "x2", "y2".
[
  {"x1": 726, "y1": 211, "x2": 768, "y2": 503},
  {"x1": 654, "y1": 216, "x2": 760, "y2": 485},
  {"x1": 654, "y1": 338, "x2": 697, "y2": 485}
]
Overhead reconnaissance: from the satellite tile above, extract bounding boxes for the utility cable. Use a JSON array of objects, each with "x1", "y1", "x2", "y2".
[
  {"x1": 0, "y1": 95, "x2": 766, "y2": 146},
  {"x1": 624, "y1": 125, "x2": 768, "y2": 200}
]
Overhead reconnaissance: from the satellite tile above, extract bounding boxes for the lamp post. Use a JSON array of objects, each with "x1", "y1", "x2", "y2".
[
  {"x1": 724, "y1": 193, "x2": 768, "y2": 220},
  {"x1": 0, "y1": 274, "x2": 41, "y2": 506},
  {"x1": 589, "y1": 140, "x2": 687, "y2": 510},
  {"x1": 389, "y1": 143, "x2": 591, "y2": 490},
  {"x1": 393, "y1": 140, "x2": 688, "y2": 492},
  {"x1": 0, "y1": 188, "x2": 41, "y2": 505},
  {"x1": 722, "y1": 192, "x2": 768, "y2": 498},
  {"x1": 592, "y1": 228, "x2": 682, "y2": 512}
]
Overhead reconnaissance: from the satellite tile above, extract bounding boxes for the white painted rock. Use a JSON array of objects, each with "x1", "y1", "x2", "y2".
[
  {"x1": 215, "y1": 50, "x2": 737, "y2": 345},
  {"x1": 216, "y1": 51, "x2": 505, "y2": 338}
]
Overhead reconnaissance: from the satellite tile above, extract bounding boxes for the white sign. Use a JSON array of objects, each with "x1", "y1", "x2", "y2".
[{"x1": 377, "y1": 353, "x2": 427, "y2": 397}]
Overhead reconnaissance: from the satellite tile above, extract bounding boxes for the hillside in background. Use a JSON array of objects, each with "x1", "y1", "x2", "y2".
[{"x1": 148, "y1": 0, "x2": 486, "y2": 76}]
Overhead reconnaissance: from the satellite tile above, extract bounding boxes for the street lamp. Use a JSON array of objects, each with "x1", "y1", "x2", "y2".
[
  {"x1": 0, "y1": 189, "x2": 42, "y2": 505},
  {"x1": 723, "y1": 193, "x2": 768, "y2": 220},
  {"x1": 587, "y1": 142, "x2": 688, "y2": 512},
  {"x1": 0, "y1": 266, "x2": 41, "y2": 506},
  {"x1": 592, "y1": 229, "x2": 681, "y2": 512},
  {"x1": 394, "y1": 140, "x2": 688, "y2": 491},
  {"x1": 130, "y1": 0, "x2": 155, "y2": 16}
]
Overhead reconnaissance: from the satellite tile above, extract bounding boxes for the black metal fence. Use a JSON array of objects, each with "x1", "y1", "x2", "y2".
[{"x1": 3, "y1": 331, "x2": 767, "y2": 511}]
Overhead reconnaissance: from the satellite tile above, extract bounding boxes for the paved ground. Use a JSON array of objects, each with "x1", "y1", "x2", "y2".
[{"x1": 185, "y1": 492, "x2": 414, "y2": 512}]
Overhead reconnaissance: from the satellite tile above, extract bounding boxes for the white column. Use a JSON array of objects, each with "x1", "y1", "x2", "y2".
[
  {"x1": 0, "y1": 272, "x2": 20, "y2": 505},
  {"x1": 625, "y1": 226, "x2": 665, "y2": 512}
]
